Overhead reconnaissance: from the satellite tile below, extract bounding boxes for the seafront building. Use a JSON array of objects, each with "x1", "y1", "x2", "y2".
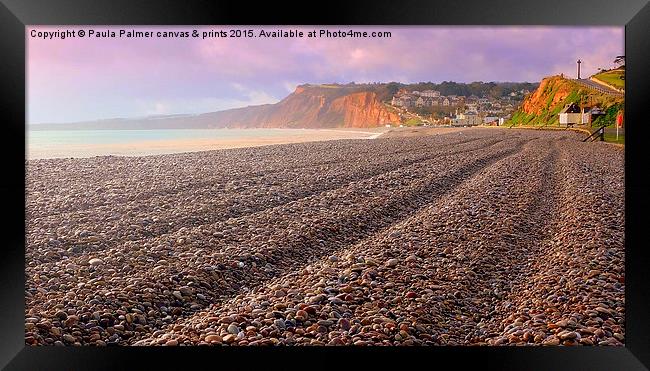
[
  {"x1": 387, "y1": 86, "x2": 529, "y2": 128},
  {"x1": 390, "y1": 89, "x2": 518, "y2": 120}
]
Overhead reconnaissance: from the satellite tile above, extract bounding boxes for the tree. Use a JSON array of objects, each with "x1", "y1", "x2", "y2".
[
  {"x1": 614, "y1": 55, "x2": 625, "y2": 68},
  {"x1": 385, "y1": 82, "x2": 401, "y2": 96}
]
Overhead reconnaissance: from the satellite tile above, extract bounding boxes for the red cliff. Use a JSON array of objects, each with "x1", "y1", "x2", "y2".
[{"x1": 197, "y1": 84, "x2": 402, "y2": 128}]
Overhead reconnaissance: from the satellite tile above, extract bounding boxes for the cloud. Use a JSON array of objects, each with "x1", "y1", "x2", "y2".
[
  {"x1": 243, "y1": 90, "x2": 277, "y2": 106},
  {"x1": 231, "y1": 83, "x2": 245, "y2": 91},
  {"x1": 282, "y1": 81, "x2": 300, "y2": 93},
  {"x1": 228, "y1": 83, "x2": 279, "y2": 106},
  {"x1": 145, "y1": 102, "x2": 169, "y2": 116},
  {"x1": 133, "y1": 89, "x2": 279, "y2": 118}
]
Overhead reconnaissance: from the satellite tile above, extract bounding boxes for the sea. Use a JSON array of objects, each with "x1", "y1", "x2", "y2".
[{"x1": 27, "y1": 128, "x2": 381, "y2": 160}]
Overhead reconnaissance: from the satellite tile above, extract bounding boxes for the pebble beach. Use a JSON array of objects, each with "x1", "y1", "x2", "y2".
[{"x1": 25, "y1": 128, "x2": 625, "y2": 346}]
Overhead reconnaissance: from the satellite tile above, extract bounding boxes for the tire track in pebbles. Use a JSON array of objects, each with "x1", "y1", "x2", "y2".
[
  {"x1": 130, "y1": 137, "x2": 532, "y2": 344},
  {"x1": 482, "y1": 139, "x2": 625, "y2": 346},
  {"x1": 26, "y1": 135, "x2": 527, "y2": 345}
]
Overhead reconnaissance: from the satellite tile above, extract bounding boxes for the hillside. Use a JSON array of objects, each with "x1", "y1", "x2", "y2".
[
  {"x1": 33, "y1": 81, "x2": 537, "y2": 130},
  {"x1": 192, "y1": 84, "x2": 404, "y2": 129},
  {"x1": 592, "y1": 68, "x2": 625, "y2": 91},
  {"x1": 508, "y1": 75, "x2": 624, "y2": 127}
]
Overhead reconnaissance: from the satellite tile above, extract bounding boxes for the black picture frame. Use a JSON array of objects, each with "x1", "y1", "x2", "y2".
[{"x1": 2, "y1": 0, "x2": 649, "y2": 370}]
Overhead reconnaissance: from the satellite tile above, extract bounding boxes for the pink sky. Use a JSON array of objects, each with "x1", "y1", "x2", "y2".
[{"x1": 27, "y1": 26, "x2": 623, "y2": 124}]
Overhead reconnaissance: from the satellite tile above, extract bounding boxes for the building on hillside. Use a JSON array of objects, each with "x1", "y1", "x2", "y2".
[
  {"x1": 483, "y1": 116, "x2": 499, "y2": 125},
  {"x1": 588, "y1": 106, "x2": 606, "y2": 120},
  {"x1": 421, "y1": 90, "x2": 441, "y2": 98},
  {"x1": 466, "y1": 103, "x2": 479, "y2": 114},
  {"x1": 465, "y1": 112, "x2": 481, "y2": 126},
  {"x1": 559, "y1": 103, "x2": 583, "y2": 126},
  {"x1": 585, "y1": 106, "x2": 606, "y2": 125},
  {"x1": 405, "y1": 96, "x2": 416, "y2": 108},
  {"x1": 398, "y1": 95, "x2": 414, "y2": 108},
  {"x1": 451, "y1": 112, "x2": 482, "y2": 126}
]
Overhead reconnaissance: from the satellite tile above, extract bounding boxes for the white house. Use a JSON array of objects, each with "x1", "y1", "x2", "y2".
[
  {"x1": 483, "y1": 116, "x2": 499, "y2": 125},
  {"x1": 402, "y1": 96, "x2": 415, "y2": 108},
  {"x1": 559, "y1": 103, "x2": 583, "y2": 125},
  {"x1": 451, "y1": 112, "x2": 481, "y2": 126},
  {"x1": 421, "y1": 90, "x2": 441, "y2": 98},
  {"x1": 466, "y1": 103, "x2": 479, "y2": 113}
]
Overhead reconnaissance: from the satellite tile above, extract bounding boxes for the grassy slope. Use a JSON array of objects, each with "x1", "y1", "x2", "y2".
[{"x1": 593, "y1": 69, "x2": 625, "y2": 90}]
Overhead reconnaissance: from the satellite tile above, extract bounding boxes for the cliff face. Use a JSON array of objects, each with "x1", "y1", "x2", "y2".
[
  {"x1": 201, "y1": 85, "x2": 401, "y2": 128},
  {"x1": 330, "y1": 92, "x2": 401, "y2": 128},
  {"x1": 520, "y1": 76, "x2": 576, "y2": 116}
]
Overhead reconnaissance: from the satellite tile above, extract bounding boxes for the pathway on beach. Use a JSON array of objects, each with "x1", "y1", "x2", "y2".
[{"x1": 25, "y1": 128, "x2": 624, "y2": 346}]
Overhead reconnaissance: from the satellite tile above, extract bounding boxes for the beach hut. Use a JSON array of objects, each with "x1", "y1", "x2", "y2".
[
  {"x1": 559, "y1": 103, "x2": 582, "y2": 126},
  {"x1": 588, "y1": 106, "x2": 606, "y2": 122}
]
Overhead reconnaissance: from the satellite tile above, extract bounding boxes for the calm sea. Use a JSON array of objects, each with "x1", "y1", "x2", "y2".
[{"x1": 27, "y1": 128, "x2": 378, "y2": 159}]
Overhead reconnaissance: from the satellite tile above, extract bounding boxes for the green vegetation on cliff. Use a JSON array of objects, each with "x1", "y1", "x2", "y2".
[{"x1": 507, "y1": 75, "x2": 624, "y2": 128}]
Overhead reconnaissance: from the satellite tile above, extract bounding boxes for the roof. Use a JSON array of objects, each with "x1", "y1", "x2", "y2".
[
  {"x1": 589, "y1": 107, "x2": 605, "y2": 115},
  {"x1": 559, "y1": 103, "x2": 581, "y2": 114}
]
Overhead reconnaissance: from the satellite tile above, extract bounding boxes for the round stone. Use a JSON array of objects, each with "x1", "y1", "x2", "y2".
[
  {"x1": 88, "y1": 258, "x2": 103, "y2": 266},
  {"x1": 385, "y1": 259, "x2": 399, "y2": 268},
  {"x1": 227, "y1": 324, "x2": 240, "y2": 335}
]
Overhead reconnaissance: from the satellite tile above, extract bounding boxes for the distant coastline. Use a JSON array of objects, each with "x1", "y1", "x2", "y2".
[{"x1": 27, "y1": 127, "x2": 388, "y2": 160}]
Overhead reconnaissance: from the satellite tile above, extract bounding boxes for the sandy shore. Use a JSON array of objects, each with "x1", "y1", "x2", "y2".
[
  {"x1": 27, "y1": 128, "x2": 389, "y2": 159},
  {"x1": 26, "y1": 128, "x2": 624, "y2": 346}
]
